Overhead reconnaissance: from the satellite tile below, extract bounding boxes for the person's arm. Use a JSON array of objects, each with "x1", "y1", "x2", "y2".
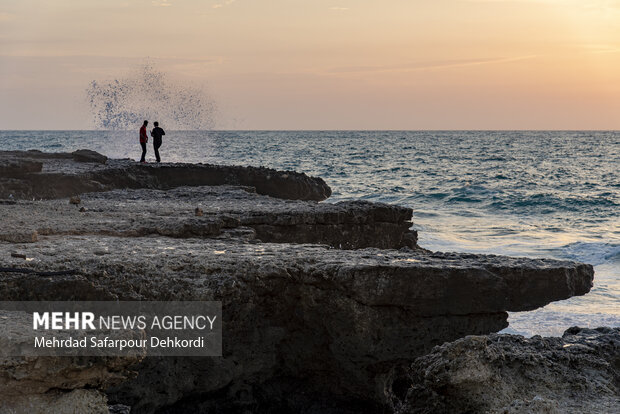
[{"x1": 162, "y1": 129, "x2": 165, "y2": 135}]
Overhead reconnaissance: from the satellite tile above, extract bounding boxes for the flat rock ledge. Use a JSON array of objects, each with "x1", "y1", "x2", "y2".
[
  {"x1": 0, "y1": 186, "x2": 417, "y2": 250},
  {"x1": 387, "y1": 327, "x2": 620, "y2": 414},
  {"x1": 0, "y1": 150, "x2": 331, "y2": 201},
  {"x1": 0, "y1": 150, "x2": 600, "y2": 413}
]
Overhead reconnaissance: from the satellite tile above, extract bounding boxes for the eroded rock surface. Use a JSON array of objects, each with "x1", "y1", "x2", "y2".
[
  {"x1": 388, "y1": 327, "x2": 620, "y2": 414},
  {"x1": 0, "y1": 150, "x2": 331, "y2": 201},
  {"x1": 0, "y1": 236, "x2": 593, "y2": 412},
  {"x1": 0, "y1": 186, "x2": 417, "y2": 249},
  {"x1": 0, "y1": 311, "x2": 141, "y2": 414}
]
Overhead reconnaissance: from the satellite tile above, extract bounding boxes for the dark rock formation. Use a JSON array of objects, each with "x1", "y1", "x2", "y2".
[
  {"x1": 387, "y1": 327, "x2": 620, "y2": 414},
  {"x1": 0, "y1": 150, "x2": 331, "y2": 201},
  {"x1": 71, "y1": 149, "x2": 109, "y2": 164},
  {"x1": 0, "y1": 150, "x2": 602, "y2": 413},
  {"x1": 0, "y1": 235, "x2": 593, "y2": 412},
  {"x1": 0, "y1": 311, "x2": 140, "y2": 414},
  {"x1": 0, "y1": 158, "x2": 42, "y2": 175}
]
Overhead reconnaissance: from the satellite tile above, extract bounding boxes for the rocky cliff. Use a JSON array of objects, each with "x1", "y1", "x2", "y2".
[
  {"x1": 0, "y1": 150, "x2": 602, "y2": 413},
  {"x1": 388, "y1": 327, "x2": 620, "y2": 414}
]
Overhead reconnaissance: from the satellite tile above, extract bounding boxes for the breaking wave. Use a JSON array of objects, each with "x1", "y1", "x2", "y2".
[
  {"x1": 86, "y1": 62, "x2": 216, "y2": 130},
  {"x1": 559, "y1": 242, "x2": 620, "y2": 266}
]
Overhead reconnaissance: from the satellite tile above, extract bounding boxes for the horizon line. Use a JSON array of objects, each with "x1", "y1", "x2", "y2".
[{"x1": 1, "y1": 129, "x2": 619, "y2": 132}]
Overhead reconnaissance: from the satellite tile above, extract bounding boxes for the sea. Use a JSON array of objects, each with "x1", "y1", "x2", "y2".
[{"x1": 1, "y1": 130, "x2": 618, "y2": 337}]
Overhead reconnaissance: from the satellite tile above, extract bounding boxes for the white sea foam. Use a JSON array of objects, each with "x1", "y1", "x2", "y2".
[
  {"x1": 559, "y1": 241, "x2": 620, "y2": 266},
  {"x1": 503, "y1": 309, "x2": 620, "y2": 337},
  {"x1": 86, "y1": 62, "x2": 216, "y2": 130}
]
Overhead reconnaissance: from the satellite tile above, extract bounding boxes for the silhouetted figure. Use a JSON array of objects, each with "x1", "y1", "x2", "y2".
[
  {"x1": 139, "y1": 120, "x2": 149, "y2": 163},
  {"x1": 151, "y1": 121, "x2": 166, "y2": 163}
]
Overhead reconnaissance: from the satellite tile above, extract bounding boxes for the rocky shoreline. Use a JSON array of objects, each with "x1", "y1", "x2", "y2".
[
  {"x1": 388, "y1": 326, "x2": 620, "y2": 414},
  {"x1": 0, "y1": 150, "x2": 615, "y2": 414}
]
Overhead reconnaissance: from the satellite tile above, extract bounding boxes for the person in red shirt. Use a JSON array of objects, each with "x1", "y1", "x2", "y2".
[{"x1": 139, "y1": 120, "x2": 149, "y2": 163}]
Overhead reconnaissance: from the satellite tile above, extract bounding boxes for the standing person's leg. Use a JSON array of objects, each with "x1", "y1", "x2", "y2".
[
  {"x1": 154, "y1": 139, "x2": 161, "y2": 162},
  {"x1": 140, "y1": 142, "x2": 147, "y2": 162}
]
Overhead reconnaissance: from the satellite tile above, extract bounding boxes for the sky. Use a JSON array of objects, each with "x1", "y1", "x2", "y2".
[{"x1": 0, "y1": 0, "x2": 619, "y2": 130}]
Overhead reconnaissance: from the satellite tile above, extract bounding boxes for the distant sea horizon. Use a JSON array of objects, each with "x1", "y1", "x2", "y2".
[
  {"x1": 2, "y1": 129, "x2": 620, "y2": 132},
  {"x1": 1, "y1": 129, "x2": 618, "y2": 337}
]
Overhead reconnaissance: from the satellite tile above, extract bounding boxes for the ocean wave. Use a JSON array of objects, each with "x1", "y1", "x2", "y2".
[
  {"x1": 86, "y1": 62, "x2": 216, "y2": 130},
  {"x1": 443, "y1": 184, "x2": 503, "y2": 203},
  {"x1": 503, "y1": 309, "x2": 620, "y2": 337},
  {"x1": 559, "y1": 242, "x2": 620, "y2": 266},
  {"x1": 488, "y1": 193, "x2": 618, "y2": 212}
]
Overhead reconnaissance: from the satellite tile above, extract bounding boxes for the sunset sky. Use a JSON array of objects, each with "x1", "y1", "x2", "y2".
[{"x1": 1, "y1": 0, "x2": 619, "y2": 129}]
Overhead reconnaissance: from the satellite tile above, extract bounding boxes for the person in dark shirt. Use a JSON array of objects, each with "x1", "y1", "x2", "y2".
[
  {"x1": 151, "y1": 122, "x2": 166, "y2": 163},
  {"x1": 139, "y1": 120, "x2": 148, "y2": 163}
]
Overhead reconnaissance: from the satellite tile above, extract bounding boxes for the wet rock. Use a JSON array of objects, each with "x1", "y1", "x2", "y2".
[{"x1": 387, "y1": 327, "x2": 620, "y2": 414}]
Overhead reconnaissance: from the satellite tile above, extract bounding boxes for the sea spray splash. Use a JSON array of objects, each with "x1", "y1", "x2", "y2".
[{"x1": 86, "y1": 62, "x2": 216, "y2": 130}]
